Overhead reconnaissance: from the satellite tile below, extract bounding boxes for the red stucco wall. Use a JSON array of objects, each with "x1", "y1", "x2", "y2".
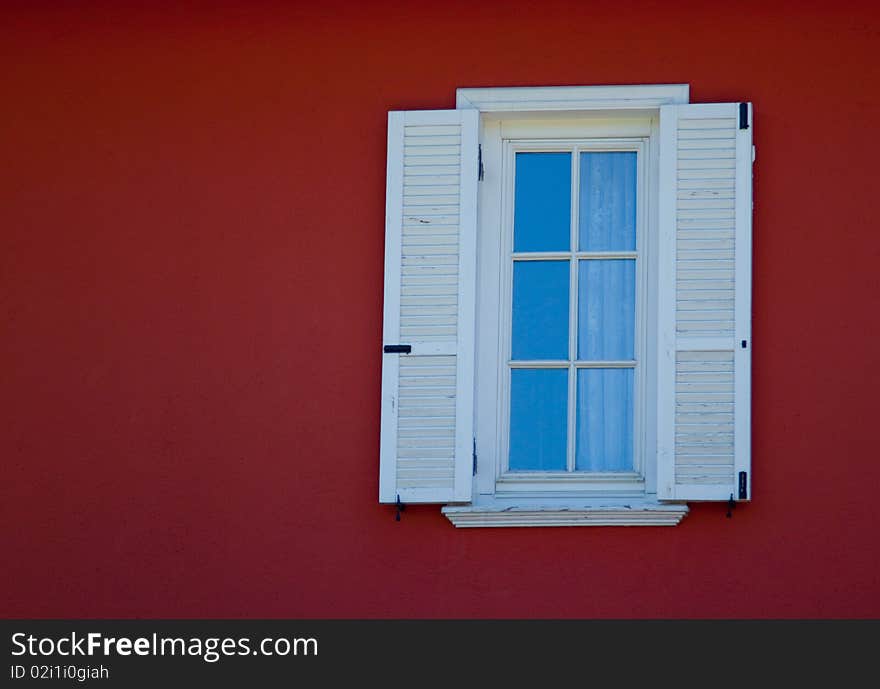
[{"x1": 2, "y1": 0, "x2": 879, "y2": 618}]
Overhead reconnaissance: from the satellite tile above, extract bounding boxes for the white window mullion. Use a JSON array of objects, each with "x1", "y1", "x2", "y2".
[
  {"x1": 511, "y1": 251, "x2": 571, "y2": 260},
  {"x1": 509, "y1": 360, "x2": 573, "y2": 369},
  {"x1": 567, "y1": 145, "x2": 579, "y2": 473},
  {"x1": 575, "y1": 252, "x2": 639, "y2": 260},
  {"x1": 511, "y1": 251, "x2": 638, "y2": 260},
  {"x1": 573, "y1": 361, "x2": 637, "y2": 369}
]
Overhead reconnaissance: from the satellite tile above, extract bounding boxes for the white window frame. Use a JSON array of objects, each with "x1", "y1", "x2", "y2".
[
  {"x1": 443, "y1": 85, "x2": 691, "y2": 527},
  {"x1": 496, "y1": 132, "x2": 649, "y2": 494}
]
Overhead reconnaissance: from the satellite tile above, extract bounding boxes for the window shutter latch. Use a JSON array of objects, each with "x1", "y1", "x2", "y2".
[
  {"x1": 739, "y1": 103, "x2": 749, "y2": 130},
  {"x1": 478, "y1": 144, "x2": 484, "y2": 181},
  {"x1": 726, "y1": 494, "x2": 736, "y2": 519},
  {"x1": 395, "y1": 495, "x2": 406, "y2": 522}
]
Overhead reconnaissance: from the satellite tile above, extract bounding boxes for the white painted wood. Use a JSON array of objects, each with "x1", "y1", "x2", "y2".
[
  {"x1": 657, "y1": 102, "x2": 752, "y2": 502},
  {"x1": 496, "y1": 137, "x2": 514, "y2": 478},
  {"x1": 442, "y1": 503, "x2": 688, "y2": 527},
  {"x1": 494, "y1": 474, "x2": 645, "y2": 495},
  {"x1": 378, "y1": 112, "x2": 405, "y2": 504},
  {"x1": 566, "y1": 147, "x2": 578, "y2": 473},
  {"x1": 508, "y1": 360, "x2": 637, "y2": 369},
  {"x1": 474, "y1": 118, "x2": 503, "y2": 498},
  {"x1": 454, "y1": 108, "x2": 479, "y2": 502},
  {"x1": 656, "y1": 106, "x2": 678, "y2": 500},
  {"x1": 456, "y1": 84, "x2": 689, "y2": 113},
  {"x1": 642, "y1": 113, "x2": 661, "y2": 497},
  {"x1": 734, "y1": 103, "x2": 753, "y2": 501},
  {"x1": 500, "y1": 117, "x2": 652, "y2": 139},
  {"x1": 512, "y1": 251, "x2": 638, "y2": 260},
  {"x1": 379, "y1": 109, "x2": 478, "y2": 504}
]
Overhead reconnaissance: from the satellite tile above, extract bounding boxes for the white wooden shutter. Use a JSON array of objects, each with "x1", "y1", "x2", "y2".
[
  {"x1": 379, "y1": 109, "x2": 478, "y2": 504},
  {"x1": 657, "y1": 102, "x2": 753, "y2": 502}
]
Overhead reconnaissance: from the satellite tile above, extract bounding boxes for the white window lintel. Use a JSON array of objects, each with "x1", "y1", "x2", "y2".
[{"x1": 456, "y1": 84, "x2": 689, "y2": 113}]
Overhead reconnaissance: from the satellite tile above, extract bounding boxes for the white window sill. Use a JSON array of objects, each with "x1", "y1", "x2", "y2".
[{"x1": 442, "y1": 502, "x2": 689, "y2": 527}]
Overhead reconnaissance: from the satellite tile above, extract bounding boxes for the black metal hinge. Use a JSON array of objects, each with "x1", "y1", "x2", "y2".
[
  {"x1": 383, "y1": 344, "x2": 412, "y2": 354},
  {"x1": 739, "y1": 102, "x2": 749, "y2": 130},
  {"x1": 472, "y1": 438, "x2": 477, "y2": 475},
  {"x1": 478, "y1": 144, "x2": 484, "y2": 181}
]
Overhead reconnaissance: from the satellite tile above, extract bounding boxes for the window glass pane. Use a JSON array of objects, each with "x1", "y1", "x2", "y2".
[
  {"x1": 576, "y1": 368, "x2": 633, "y2": 471},
  {"x1": 577, "y1": 259, "x2": 635, "y2": 360},
  {"x1": 514, "y1": 152, "x2": 571, "y2": 252},
  {"x1": 578, "y1": 151, "x2": 636, "y2": 251},
  {"x1": 512, "y1": 260, "x2": 569, "y2": 360},
  {"x1": 509, "y1": 368, "x2": 568, "y2": 471}
]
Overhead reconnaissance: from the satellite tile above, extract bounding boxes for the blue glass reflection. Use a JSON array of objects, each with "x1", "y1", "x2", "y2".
[
  {"x1": 510, "y1": 368, "x2": 568, "y2": 471},
  {"x1": 514, "y1": 152, "x2": 571, "y2": 252},
  {"x1": 512, "y1": 261, "x2": 569, "y2": 360}
]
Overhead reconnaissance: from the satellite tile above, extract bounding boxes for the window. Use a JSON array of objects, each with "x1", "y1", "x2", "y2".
[
  {"x1": 379, "y1": 85, "x2": 753, "y2": 527},
  {"x1": 494, "y1": 122, "x2": 649, "y2": 496}
]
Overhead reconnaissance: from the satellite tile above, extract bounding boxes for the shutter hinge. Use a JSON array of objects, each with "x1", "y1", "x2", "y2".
[
  {"x1": 478, "y1": 144, "x2": 484, "y2": 181},
  {"x1": 472, "y1": 437, "x2": 477, "y2": 475},
  {"x1": 739, "y1": 102, "x2": 749, "y2": 130},
  {"x1": 395, "y1": 495, "x2": 406, "y2": 522}
]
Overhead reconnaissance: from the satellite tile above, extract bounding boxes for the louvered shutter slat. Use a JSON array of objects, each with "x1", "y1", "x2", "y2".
[
  {"x1": 379, "y1": 109, "x2": 478, "y2": 504},
  {"x1": 658, "y1": 102, "x2": 753, "y2": 502}
]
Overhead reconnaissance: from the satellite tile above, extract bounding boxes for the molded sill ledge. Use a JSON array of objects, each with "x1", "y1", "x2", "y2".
[{"x1": 442, "y1": 503, "x2": 689, "y2": 527}]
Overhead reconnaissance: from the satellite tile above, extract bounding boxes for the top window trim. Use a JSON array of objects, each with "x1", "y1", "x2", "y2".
[{"x1": 455, "y1": 84, "x2": 690, "y2": 113}]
